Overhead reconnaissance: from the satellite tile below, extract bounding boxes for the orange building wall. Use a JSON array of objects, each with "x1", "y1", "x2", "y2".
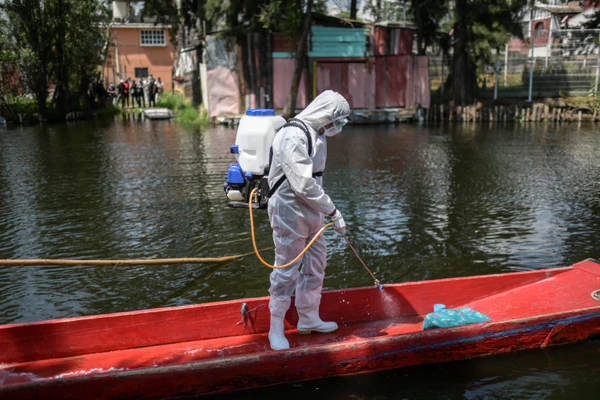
[{"x1": 104, "y1": 27, "x2": 175, "y2": 92}]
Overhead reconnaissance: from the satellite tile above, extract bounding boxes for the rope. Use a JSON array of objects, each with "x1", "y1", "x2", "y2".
[{"x1": 248, "y1": 188, "x2": 334, "y2": 269}]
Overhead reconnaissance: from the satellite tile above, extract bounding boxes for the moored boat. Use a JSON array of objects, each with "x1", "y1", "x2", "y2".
[
  {"x1": 1, "y1": 259, "x2": 599, "y2": 399},
  {"x1": 143, "y1": 107, "x2": 176, "y2": 120}
]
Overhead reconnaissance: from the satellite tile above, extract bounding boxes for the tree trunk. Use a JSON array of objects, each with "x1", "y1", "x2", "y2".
[
  {"x1": 36, "y1": 62, "x2": 48, "y2": 119},
  {"x1": 256, "y1": 30, "x2": 271, "y2": 109},
  {"x1": 350, "y1": 0, "x2": 357, "y2": 19},
  {"x1": 247, "y1": 32, "x2": 258, "y2": 108},
  {"x1": 283, "y1": 0, "x2": 313, "y2": 119},
  {"x1": 452, "y1": 0, "x2": 478, "y2": 105},
  {"x1": 413, "y1": 2, "x2": 425, "y2": 55},
  {"x1": 192, "y1": 41, "x2": 203, "y2": 106},
  {"x1": 54, "y1": 1, "x2": 68, "y2": 116},
  {"x1": 452, "y1": 26, "x2": 476, "y2": 104},
  {"x1": 265, "y1": 30, "x2": 274, "y2": 109},
  {"x1": 235, "y1": 35, "x2": 248, "y2": 114}
]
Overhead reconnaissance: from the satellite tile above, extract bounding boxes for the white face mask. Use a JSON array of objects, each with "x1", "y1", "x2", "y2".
[
  {"x1": 323, "y1": 117, "x2": 349, "y2": 137},
  {"x1": 324, "y1": 126, "x2": 340, "y2": 137}
]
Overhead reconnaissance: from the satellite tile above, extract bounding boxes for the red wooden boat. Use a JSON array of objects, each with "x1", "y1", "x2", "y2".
[{"x1": 1, "y1": 259, "x2": 600, "y2": 399}]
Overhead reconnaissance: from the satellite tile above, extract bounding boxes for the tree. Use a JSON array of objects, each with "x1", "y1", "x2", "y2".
[
  {"x1": 1, "y1": 0, "x2": 110, "y2": 119},
  {"x1": 0, "y1": 9, "x2": 23, "y2": 120},
  {"x1": 364, "y1": 0, "x2": 405, "y2": 22},
  {"x1": 2, "y1": 1, "x2": 53, "y2": 118},
  {"x1": 450, "y1": 0, "x2": 526, "y2": 104},
  {"x1": 143, "y1": 0, "x2": 274, "y2": 110},
  {"x1": 409, "y1": 0, "x2": 448, "y2": 56},
  {"x1": 260, "y1": 0, "x2": 330, "y2": 118},
  {"x1": 331, "y1": 0, "x2": 361, "y2": 19}
]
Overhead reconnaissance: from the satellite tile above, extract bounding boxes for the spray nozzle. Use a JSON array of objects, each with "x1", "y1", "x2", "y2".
[{"x1": 375, "y1": 280, "x2": 383, "y2": 291}]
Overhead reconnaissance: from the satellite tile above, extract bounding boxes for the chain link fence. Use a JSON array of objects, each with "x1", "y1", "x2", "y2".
[{"x1": 429, "y1": 29, "x2": 600, "y2": 101}]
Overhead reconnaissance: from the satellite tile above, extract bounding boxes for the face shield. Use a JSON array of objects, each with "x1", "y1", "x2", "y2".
[
  {"x1": 324, "y1": 117, "x2": 350, "y2": 137},
  {"x1": 334, "y1": 117, "x2": 349, "y2": 131}
]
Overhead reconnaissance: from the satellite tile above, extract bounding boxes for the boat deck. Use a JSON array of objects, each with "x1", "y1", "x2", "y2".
[
  {"x1": 0, "y1": 314, "x2": 424, "y2": 384},
  {"x1": 1, "y1": 259, "x2": 599, "y2": 397}
]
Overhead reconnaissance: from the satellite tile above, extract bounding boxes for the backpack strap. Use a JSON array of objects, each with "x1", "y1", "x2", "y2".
[{"x1": 266, "y1": 118, "x2": 315, "y2": 199}]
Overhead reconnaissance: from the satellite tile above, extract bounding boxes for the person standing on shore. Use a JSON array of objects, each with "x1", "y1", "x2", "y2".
[
  {"x1": 147, "y1": 75, "x2": 156, "y2": 107},
  {"x1": 123, "y1": 78, "x2": 131, "y2": 108},
  {"x1": 155, "y1": 77, "x2": 164, "y2": 101}
]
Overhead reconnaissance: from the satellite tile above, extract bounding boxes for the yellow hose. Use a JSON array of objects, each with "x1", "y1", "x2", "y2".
[
  {"x1": 0, "y1": 250, "x2": 269, "y2": 267},
  {"x1": 0, "y1": 189, "x2": 332, "y2": 270},
  {"x1": 249, "y1": 188, "x2": 334, "y2": 269}
]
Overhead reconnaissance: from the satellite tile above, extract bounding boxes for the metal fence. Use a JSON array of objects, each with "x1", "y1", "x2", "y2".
[{"x1": 429, "y1": 29, "x2": 600, "y2": 100}]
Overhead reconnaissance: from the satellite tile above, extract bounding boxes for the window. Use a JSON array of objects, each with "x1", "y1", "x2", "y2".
[
  {"x1": 534, "y1": 22, "x2": 545, "y2": 38},
  {"x1": 135, "y1": 68, "x2": 148, "y2": 78},
  {"x1": 140, "y1": 30, "x2": 165, "y2": 46}
]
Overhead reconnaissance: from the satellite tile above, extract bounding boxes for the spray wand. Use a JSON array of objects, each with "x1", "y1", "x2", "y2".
[
  {"x1": 342, "y1": 235, "x2": 383, "y2": 290},
  {"x1": 248, "y1": 188, "x2": 382, "y2": 290}
]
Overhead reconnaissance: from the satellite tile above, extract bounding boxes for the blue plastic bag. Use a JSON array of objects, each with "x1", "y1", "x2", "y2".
[{"x1": 422, "y1": 305, "x2": 491, "y2": 330}]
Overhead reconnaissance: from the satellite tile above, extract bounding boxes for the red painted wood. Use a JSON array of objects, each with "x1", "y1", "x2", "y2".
[
  {"x1": 1, "y1": 260, "x2": 599, "y2": 399},
  {"x1": 316, "y1": 62, "x2": 368, "y2": 108}
]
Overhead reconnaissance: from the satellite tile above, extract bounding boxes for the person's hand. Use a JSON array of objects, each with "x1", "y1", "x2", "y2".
[{"x1": 330, "y1": 209, "x2": 346, "y2": 235}]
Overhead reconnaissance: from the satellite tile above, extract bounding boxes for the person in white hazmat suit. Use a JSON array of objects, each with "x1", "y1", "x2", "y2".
[{"x1": 267, "y1": 90, "x2": 350, "y2": 350}]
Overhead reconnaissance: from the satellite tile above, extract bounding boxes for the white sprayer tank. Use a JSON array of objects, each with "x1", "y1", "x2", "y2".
[{"x1": 234, "y1": 109, "x2": 286, "y2": 176}]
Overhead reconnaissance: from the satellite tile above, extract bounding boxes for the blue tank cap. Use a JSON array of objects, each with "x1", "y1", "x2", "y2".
[
  {"x1": 246, "y1": 108, "x2": 275, "y2": 117},
  {"x1": 230, "y1": 145, "x2": 239, "y2": 154}
]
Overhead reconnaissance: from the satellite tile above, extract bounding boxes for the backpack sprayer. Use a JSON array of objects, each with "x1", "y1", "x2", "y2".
[
  {"x1": 223, "y1": 109, "x2": 382, "y2": 290},
  {"x1": 224, "y1": 109, "x2": 285, "y2": 209}
]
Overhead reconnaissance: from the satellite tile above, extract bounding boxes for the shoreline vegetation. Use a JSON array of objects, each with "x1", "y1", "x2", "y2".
[
  {"x1": 0, "y1": 93, "x2": 209, "y2": 128},
  {"x1": 2, "y1": 94, "x2": 600, "y2": 127}
]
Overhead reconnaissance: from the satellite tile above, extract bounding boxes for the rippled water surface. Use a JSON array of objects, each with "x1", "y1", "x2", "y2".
[{"x1": 1, "y1": 117, "x2": 599, "y2": 398}]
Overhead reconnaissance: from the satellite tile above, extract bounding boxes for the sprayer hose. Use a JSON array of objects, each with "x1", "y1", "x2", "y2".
[{"x1": 249, "y1": 188, "x2": 334, "y2": 269}]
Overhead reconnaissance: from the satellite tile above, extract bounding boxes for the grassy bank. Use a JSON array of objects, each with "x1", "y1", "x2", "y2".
[
  {"x1": 1, "y1": 92, "x2": 208, "y2": 127},
  {"x1": 156, "y1": 93, "x2": 208, "y2": 128}
]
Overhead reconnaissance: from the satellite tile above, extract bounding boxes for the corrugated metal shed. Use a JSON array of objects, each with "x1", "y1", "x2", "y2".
[{"x1": 309, "y1": 26, "x2": 369, "y2": 58}]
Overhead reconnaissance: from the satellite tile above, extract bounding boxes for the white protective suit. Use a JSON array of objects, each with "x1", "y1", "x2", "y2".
[{"x1": 267, "y1": 90, "x2": 350, "y2": 350}]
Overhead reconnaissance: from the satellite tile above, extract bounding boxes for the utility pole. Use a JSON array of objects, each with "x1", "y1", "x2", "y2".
[{"x1": 528, "y1": 0, "x2": 535, "y2": 102}]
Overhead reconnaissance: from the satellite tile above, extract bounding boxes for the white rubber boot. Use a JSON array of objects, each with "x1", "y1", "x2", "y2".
[
  {"x1": 297, "y1": 307, "x2": 338, "y2": 335},
  {"x1": 268, "y1": 314, "x2": 290, "y2": 350}
]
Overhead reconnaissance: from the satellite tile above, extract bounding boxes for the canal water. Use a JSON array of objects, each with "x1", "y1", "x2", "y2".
[{"x1": 1, "y1": 116, "x2": 599, "y2": 398}]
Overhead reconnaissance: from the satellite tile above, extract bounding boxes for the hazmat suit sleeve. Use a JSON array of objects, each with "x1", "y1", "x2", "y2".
[{"x1": 279, "y1": 129, "x2": 336, "y2": 216}]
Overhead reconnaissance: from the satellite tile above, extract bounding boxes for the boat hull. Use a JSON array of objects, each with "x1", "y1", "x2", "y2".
[{"x1": 1, "y1": 259, "x2": 600, "y2": 399}]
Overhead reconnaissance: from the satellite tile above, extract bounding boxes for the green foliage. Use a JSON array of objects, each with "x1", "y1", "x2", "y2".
[
  {"x1": 176, "y1": 106, "x2": 201, "y2": 124},
  {"x1": 410, "y1": 0, "x2": 449, "y2": 55},
  {"x1": 0, "y1": 12, "x2": 18, "y2": 62},
  {"x1": 259, "y1": 0, "x2": 303, "y2": 36},
  {"x1": 450, "y1": 0, "x2": 527, "y2": 104},
  {"x1": 1, "y1": 0, "x2": 111, "y2": 118},
  {"x1": 157, "y1": 92, "x2": 186, "y2": 112},
  {"x1": 157, "y1": 93, "x2": 208, "y2": 127},
  {"x1": 0, "y1": 96, "x2": 37, "y2": 123},
  {"x1": 365, "y1": 0, "x2": 408, "y2": 22},
  {"x1": 95, "y1": 103, "x2": 122, "y2": 117}
]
